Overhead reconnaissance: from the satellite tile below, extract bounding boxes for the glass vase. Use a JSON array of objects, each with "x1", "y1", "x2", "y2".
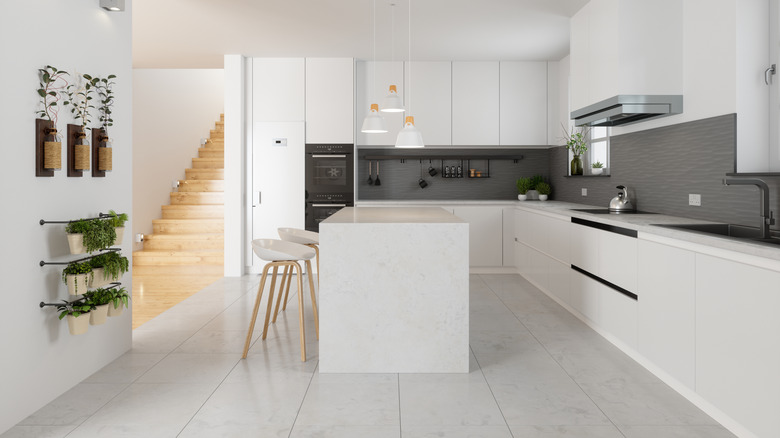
[{"x1": 571, "y1": 155, "x2": 583, "y2": 175}]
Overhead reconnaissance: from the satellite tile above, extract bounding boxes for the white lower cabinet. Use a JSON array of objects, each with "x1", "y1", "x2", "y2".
[
  {"x1": 569, "y1": 269, "x2": 601, "y2": 324},
  {"x1": 570, "y1": 223, "x2": 600, "y2": 274},
  {"x1": 547, "y1": 256, "x2": 571, "y2": 304},
  {"x1": 452, "y1": 206, "x2": 503, "y2": 267},
  {"x1": 695, "y1": 254, "x2": 780, "y2": 438},
  {"x1": 599, "y1": 230, "x2": 637, "y2": 292},
  {"x1": 598, "y1": 283, "x2": 637, "y2": 349},
  {"x1": 637, "y1": 239, "x2": 695, "y2": 389},
  {"x1": 514, "y1": 239, "x2": 531, "y2": 278},
  {"x1": 502, "y1": 207, "x2": 515, "y2": 267}
]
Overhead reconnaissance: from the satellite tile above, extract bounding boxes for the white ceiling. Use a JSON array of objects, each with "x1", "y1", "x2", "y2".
[{"x1": 132, "y1": 0, "x2": 588, "y2": 69}]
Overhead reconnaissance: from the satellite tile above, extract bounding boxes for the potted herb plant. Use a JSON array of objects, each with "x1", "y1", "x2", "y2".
[
  {"x1": 36, "y1": 65, "x2": 69, "y2": 171},
  {"x1": 62, "y1": 261, "x2": 93, "y2": 296},
  {"x1": 108, "y1": 286, "x2": 130, "y2": 317},
  {"x1": 536, "y1": 182, "x2": 551, "y2": 201},
  {"x1": 64, "y1": 73, "x2": 99, "y2": 171},
  {"x1": 57, "y1": 300, "x2": 93, "y2": 335},
  {"x1": 89, "y1": 251, "x2": 129, "y2": 287},
  {"x1": 84, "y1": 288, "x2": 113, "y2": 325},
  {"x1": 562, "y1": 124, "x2": 589, "y2": 176},
  {"x1": 106, "y1": 210, "x2": 128, "y2": 245},
  {"x1": 65, "y1": 218, "x2": 116, "y2": 254},
  {"x1": 592, "y1": 161, "x2": 605, "y2": 175},
  {"x1": 527, "y1": 174, "x2": 544, "y2": 200},
  {"x1": 516, "y1": 177, "x2": 532, "y2": 201}
]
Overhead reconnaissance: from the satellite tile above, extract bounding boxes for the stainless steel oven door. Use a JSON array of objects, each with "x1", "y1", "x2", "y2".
[
  {"x1": 305, "y1": 154, "x2": 353, "y2": 195},
  {"x1": 306, "y1": 202, "x2": 350, "y2": 232}
]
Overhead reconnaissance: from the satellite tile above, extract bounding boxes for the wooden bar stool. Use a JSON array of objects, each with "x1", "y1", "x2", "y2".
[
  {"x1": 242, "y1": 239, "x2": 319, "y2": 362},
  {"x1": 275, "y1": 228, "x2": 319, "y2": 321}
]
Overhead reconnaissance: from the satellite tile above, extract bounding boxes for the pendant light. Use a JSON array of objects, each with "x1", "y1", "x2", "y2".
[
  {"x1": 396, "y1": 0, "x2": 423, "y2": 148},
  {"x1": 381, "y1": 3, "x2": 405, "y2": 113},
  {"x1": 361, "y1": 0, "x2": 388, "y2": 133}
]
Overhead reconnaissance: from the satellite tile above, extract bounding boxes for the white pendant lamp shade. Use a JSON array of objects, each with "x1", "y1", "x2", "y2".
[
  {"x1": 361, "y1": 104, "x2": 388, "y2": 133},
  {"x1": 381, "y1": 85, "x2": 405, "y2": 112},
  {"x1": 395, "y1": 116, "x2": 424, "y2": 148}
]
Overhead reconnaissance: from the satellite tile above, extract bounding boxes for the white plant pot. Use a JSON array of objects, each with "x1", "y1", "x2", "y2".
[
  {"x1": 539, "y1": 194, "x2": 549, "y2": 201},
  {"x1": 90, "y1": 304, "x2": 109, "y2": 325},
  {"x1": 592, "y1": 167, "x2": 604, "y2": 175},
  {"x1": 67, "y1": 313, "x2": 90, "y2": 335},
  {"x1": 114, "y1": 227, "x2": 124, "y2": 246},
  {"x1": 66, "y1": 273, "x2": 90, "y2": 296},
  {"x1": 517, "y1": 194, "x2": 528, "y2": 201},
  {"x1": 108, "y1": 301, "x2": 125, "y2": 317},
  {"x1": 90, "y1": 268, "x2": 108, "y2": 288},
  {"x1": 67, "y1": 233, "x2": 85, "y2": 254}
]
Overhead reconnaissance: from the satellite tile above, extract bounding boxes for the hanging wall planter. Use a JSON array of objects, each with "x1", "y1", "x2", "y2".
[
  {"x1": 66, "y1": 313, "x2": 90, "y2": 335},
  {"x1": 62, "y1": 261, "x2": 93, "y2": 296},
  {"x1": 89, "y1": 304, "x2": 109, "y2": 325},
  {"x1": 66, "y1": 233, "x2": 85, "y2": 254},
  {"x1": 35, "y1": 66, "x2": 68, "y2": 177},
  {"x1": 57, "y1": 302, "x2": 92, "y2": 335}
]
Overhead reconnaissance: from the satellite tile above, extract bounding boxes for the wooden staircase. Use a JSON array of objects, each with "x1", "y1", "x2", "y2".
[{"x1": 132, "y1": 115, "x2": 225, "y2": 328}]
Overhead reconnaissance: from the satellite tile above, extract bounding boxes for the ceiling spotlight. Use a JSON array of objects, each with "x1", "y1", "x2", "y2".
[{"x1": 100, "y1": 0, "x2": 125, "y2": 11}]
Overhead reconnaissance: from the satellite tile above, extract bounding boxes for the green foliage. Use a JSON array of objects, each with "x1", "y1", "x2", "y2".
[
  {"x1": 95, "y1": 75, "x2": 116, "y2": 133},
  {"x1": 84, "y1": 288, "x2": 114, "y2": 307},
  {"x1": 536, "y1": 182, "x2": 552, "y2": 195},
  {"x1": 89, "y1": 251, "x2": 129, "y2": 281},
  {"x1": 61, "y1": 261, "x2": 93, "y2": 284},
  {"x1": 56, "y1": 300, "x2": 92, "y2": 320},
  {"x1": 592, "y1": 161, "x2": 604, "y2": 168},
  {"x1": 529, "y1": 175, "x2": 545, "y2": 190},
  {"x1": 516, "y1": 177, "x2": 533, "y2": 195},
  {"x1": 36, "y1": 65, "x2": 69, "y2": 126},
  {"x1": 64, "y1": 73, "x2": 99, "y2": 128},
  {"x1": 561, "y1": 124, "x2": 590, "y2": 156},
  {"x1": 109, "y1": 286, "x2": 130, "y2": 310},
  {"x1": 65, "y1": 219, "x2": 116, "y2": 253},
  {"x1": 106, "y1": 210, "x2": 128, "y2": 228}
]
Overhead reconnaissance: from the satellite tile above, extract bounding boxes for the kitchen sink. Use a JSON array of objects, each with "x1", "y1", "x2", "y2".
[{"x1": 653, "y1": 223, "x2": 780, "y2": 246}]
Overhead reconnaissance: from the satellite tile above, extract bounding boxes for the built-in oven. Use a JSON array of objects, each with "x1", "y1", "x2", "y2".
[{"x1": 305, "y1": 144, "x2": 354, "y2": 232}]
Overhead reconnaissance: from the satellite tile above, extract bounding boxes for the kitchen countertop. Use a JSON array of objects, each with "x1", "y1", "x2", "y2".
[
  {"x1": 324, "y1": 206, "x2": 465, "y2": 224},
  {"x1": 356, "y1": 200, "x2": 520, "y2": 206}
]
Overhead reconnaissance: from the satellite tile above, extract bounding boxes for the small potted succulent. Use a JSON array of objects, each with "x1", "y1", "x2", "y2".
[
  {"x1": 62, "y1": 261, "x2": 93, "y2": 296},
  {"x1": 65, "y1": 218, "x2": 116, "y2": 254},
  {"x1": 106, "y1": 210, "x2": 128, "y2": 245},
  {"x1": 591, "y1": 161, "x2": 605, "y2": 175},
  {"x1": 107, "y1": 286, "x2": 130, "y2": 317},
  {"x1": 536, "y1": 182, "x2": 551, "y2": 201},
  {"x1": 516, "y1": 177, "x2": 532, "y2": 201},
  {"x1": 57, "y1": 301, "x2": 93, "y2": 335},
  {"x1": 84, "y1": 288, "x2": 114, "y2": 325}
]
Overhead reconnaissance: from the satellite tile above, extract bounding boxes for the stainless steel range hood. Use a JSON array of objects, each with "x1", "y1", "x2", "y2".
[{"x1": 571, "y1": 95, "x2": 683, "y2": 127}]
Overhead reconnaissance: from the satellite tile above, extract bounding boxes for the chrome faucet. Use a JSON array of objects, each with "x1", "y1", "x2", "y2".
[{"x1": 723, "y1": 178, "x2": 775, "y2": 239}]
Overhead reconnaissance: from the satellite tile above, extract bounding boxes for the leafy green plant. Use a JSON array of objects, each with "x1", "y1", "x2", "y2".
[
  {"x1": 106, "y1": 210, "x2": 128, "y2": 228},
  {"x1": 529, "y1": 175, "x2": 545, "y2": 190},
  {"x1": 84, "y1": 288, "x2": 114, "y2": 307},
  {"x1": 592, "y1": 161, "x2": 604, "y2": 169},
  {"x1": 516, "y1": 177, "x2": 533, "y2": 195},
  {"x1": 64, "y1": 73, "x2": 99, "y2": 129},
  {"x1": 94, "y1": 75, "x2": 116, "y2": 135},
  {"x1": 109, "y1": 286, "x2": 130, "y2": 310},
  {"x1": 36, "y1": 65, "x2": 69, "y2": 129},
  {"x1": 90, "y1": 251, "x2": 129, "y2": 281},
  {"x1": 57, "y1": 300, "x2": 92, "y2": 320},
  {"x1": 561, "y1": 123, "x2": 590, "y2": 156},
  {"x1": 65, "y1": 219, "x2": 116, "y2": 253},
  {"x1": 536, "y1": 182, "x2": 552, "y2": 196},
  {"x1": 62, "y1": 261, "x2": 93, "y2": 283}
]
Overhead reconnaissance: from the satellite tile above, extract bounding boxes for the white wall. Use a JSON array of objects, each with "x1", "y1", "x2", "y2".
[
  {"x1": 0, "y1": 0, "x2": 132, "y2": 433},
  {"x1": 132, "y1": 69, "x2": 224, "y2": 245},
  {"x1": 224, "y1": 55, "x2": 247, "y2": 276}
]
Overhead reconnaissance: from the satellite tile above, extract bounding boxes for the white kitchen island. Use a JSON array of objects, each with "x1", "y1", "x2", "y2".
[{"x1": 318, "y1": 207, "x2": 469, "y2": 373}]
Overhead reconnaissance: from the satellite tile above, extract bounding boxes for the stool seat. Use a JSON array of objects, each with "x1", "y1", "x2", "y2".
[
  {"x1": 278, "y1": 228, "x2": 319, "y2": 245},
  {"x1": 252, "y1": 239, "x2": 315, "y2": 261}
]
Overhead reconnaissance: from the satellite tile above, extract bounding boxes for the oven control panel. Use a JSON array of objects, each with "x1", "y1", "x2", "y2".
[
  {"x1": 309, "y1": 193, "x2": 351, "y2": 202},
  {"x1": 306, "y1": 144, "x2": 353, "y2": 154}
]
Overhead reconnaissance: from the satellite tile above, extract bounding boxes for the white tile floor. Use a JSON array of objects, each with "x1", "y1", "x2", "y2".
[{"x1": 3, "y1": 274, "x2": 738, "y2": 438}]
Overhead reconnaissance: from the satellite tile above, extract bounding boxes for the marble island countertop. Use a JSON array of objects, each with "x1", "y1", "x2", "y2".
[{"x1": 324, "y1": 206, "x2": 466, "y2": 224}]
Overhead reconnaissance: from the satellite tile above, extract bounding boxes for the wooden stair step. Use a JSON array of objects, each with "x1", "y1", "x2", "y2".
[
  {"x1": 133, "y1": 265, "x2": 224, "y2": 276},
  {"x1": 214, "y1": 121, "x2": 224, "y2": 131},
  {"x1": 192, "y1": 158, "x2": 224, "y2": 169},
  {"x1": 220, "y1": 114, "x2": 224, "y2": 122},
  {"x1": 185, "y1": 168, "x2": 224, "y2": 180},
  {"x1": 170, "y1": 192, "x2": 224, "y2": 205},
  {"x1": 143, "y1": 233, "x2": 224, "y2": 250},
  {"x1": 162, "y1": 205, "x2": 223, "y2": 219},
  {"x1": 152, "y1": 218, "x2": 224, "y2": 234},
  {"x1": 209, "y1": 130, "x2": 224, "y2": 139},
  {"x1": 177, "y1": 180, "x2": 224, "y2": 193},
  {"x1": 133, "y1": 250, "x2": 224, "y2": 266},
  {"x1": 198, "y1": 148, "x2": 224, "y2": 159}
]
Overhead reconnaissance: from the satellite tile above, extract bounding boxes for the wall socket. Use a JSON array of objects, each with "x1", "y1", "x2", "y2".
[
  {"x1": 581, "y1": 188, "x2": 588, "y2": 196},
  {"x1": 689, "y1": 194, "x2": 702, "y2": 206}
]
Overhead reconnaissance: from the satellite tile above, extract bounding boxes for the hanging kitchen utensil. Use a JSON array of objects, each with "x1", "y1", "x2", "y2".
[
  {"x1": 367, "y1": 161, "x2": 374, "y2": 185},
  {"x1": 374, "y1": 161, "x2": 381, "y2": 186},
  {"x1": 418, "y1": 160, "x2": 428, "y2": 188}
]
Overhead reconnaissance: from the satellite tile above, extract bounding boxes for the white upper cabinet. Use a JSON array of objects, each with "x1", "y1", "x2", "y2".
[
  {"x1": 452, "y1": 62, "x2": 500, "y2": 145},
  {"x1": 305, "y1": 58, "x2": 354, "y2": 144},
  {"x1": 356, "y1": 61, "x2": 405, "y2": 146},
  {"x1": 500, "y1": 62, "x2": 548, "y2": 145},
  {"x1": 405, "y1": 61, "x2": 452, "y2": 146},
  {"x1": 569, "y1": 0, "x2": 683, "y2": 112},
  {"x1": 252, "y1": 58, "x2": 305, "y2": 122}
]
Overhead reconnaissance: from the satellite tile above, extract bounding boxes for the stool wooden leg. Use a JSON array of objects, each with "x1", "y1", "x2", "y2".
[
  {"x1": 272, "y1": 265, "x2": 289, "y2": 323},
  {"x1": 305, "y1": 259, "x2": 319, "y2": 340},
  {"x1": 294, "y1": 262, "x2": 307, "y2": 362},
  {"x1": 242, "y1": 264, "x2": 271, "y2": 358},
  {"x1": 312, "y1": 244, "x2": 320, "y2": 291},
  {"x1": 261, "y1": 265, "x2": 279, "y2": 341},
  {"x1": 281, "y1": 267, "x2": 293, "y2": 311}
]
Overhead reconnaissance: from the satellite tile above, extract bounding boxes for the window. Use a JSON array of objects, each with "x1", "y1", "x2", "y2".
[{"x1": 588, "y1": 126, "x2": 610, "y2": 174}]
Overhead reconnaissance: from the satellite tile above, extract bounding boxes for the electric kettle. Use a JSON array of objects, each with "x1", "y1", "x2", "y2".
[{"x1": 609, "y1": 185, "x2": 635, "y2": 212}]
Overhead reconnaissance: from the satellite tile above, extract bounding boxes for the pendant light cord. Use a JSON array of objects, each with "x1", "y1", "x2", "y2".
[
  {"x1": 408, "y1": 0, "x2": 412, "y2": 114},
  {"x1": 371, "y1": 0, "x2": 376, "y2": 103}
]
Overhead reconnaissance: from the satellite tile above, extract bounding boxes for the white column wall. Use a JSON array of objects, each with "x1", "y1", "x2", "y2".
[
  {"x1": 224, "y1": 55, "x2": 247, "y2": 276},
  {"x1": 132, "y1": 69, "x2": 224, "y2": 246},
  {"x1": 0, "y1": 0, "x2": 132, "y2": 433}
]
